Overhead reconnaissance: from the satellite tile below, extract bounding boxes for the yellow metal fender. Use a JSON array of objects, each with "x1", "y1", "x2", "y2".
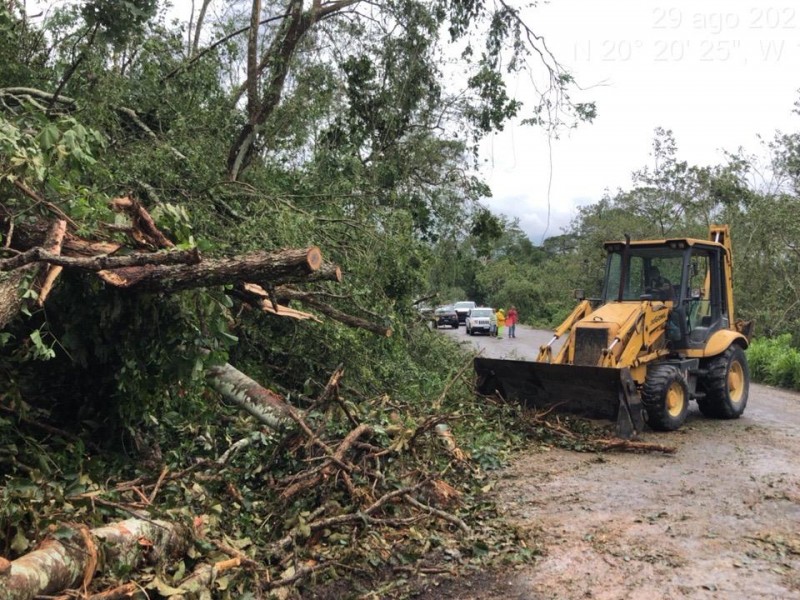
[{"x1": 686, "y1": 329, "x2": 748, "y2": 359}]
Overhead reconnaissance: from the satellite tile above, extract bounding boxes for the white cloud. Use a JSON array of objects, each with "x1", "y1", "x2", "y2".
[{"x1": 479, "y1": 0, "x2": 800, "y2": 242}]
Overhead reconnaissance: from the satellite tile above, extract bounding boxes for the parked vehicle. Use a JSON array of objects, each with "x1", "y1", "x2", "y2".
[
  {"x1": 453, "y1": 300, "x2": 477, "y2": 324},
  {"x1": 433, "y1": 305, "x2": 459, "y2": 329},
  {"x1": 465, "y1": 307, "x2": 495, "y2": 336}
]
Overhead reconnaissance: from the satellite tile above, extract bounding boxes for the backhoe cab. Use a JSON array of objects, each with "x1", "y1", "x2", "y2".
[{"x1": 474, "y1": 225, "x2": 751, "y2": 438}]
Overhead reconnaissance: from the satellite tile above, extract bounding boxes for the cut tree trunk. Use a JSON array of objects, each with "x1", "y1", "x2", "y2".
[
  {"x1": 0, "y1": 518, "x2": 189, "y2": 600},
  {"x1": 97, "y1": 247, "x2": 325, "y2": 293}
]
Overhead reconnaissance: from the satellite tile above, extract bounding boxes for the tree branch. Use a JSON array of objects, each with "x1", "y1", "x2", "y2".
[
  {"x1": 162, "y1": 12, "x2": 292, "y2": 82},
  {"x1": 0, "y1": 247, "x2": 200, "y2": 273},
  {"x1": 275, "y1": 286, "x2": 392, "y2": 337}
]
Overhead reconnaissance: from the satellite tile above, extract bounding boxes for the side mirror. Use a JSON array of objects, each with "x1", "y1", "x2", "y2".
[{"x1": 573, "y1": 289, "x2": 585, "y2": 301}]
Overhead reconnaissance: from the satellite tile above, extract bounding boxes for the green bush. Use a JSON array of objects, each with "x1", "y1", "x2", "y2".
[{"x1": 747, "y1": 334, "x2": 800, "y2": 390}]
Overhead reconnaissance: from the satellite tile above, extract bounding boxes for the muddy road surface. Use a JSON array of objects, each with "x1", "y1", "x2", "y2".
[{"x1": 429, "y1": 325, "x2": 800, "y2": 599}]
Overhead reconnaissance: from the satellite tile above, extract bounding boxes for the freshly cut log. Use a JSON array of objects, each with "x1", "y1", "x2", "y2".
[
  {"x1": 97, "y1": 247, "x2": 323, "y2": 292},
  {"x1": 0, "y1": 518, "x2": 188, "y2": 600}
]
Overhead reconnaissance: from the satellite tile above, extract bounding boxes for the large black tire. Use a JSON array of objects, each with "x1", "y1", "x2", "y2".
[
  {"x1": 641, "y1": 365, "x2": 689, "y2": 431},
  {"x1": 697, "y1": 345, "x2": 749, "y2": 419}
]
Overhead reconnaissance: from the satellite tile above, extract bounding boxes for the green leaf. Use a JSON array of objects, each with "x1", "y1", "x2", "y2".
[
  {"x1": 51, "y1": 525, "x2": 75, "y2": 540},
  {"x1": 147, "y1": 576, "x2": 186, "y2": 597},
  {"x1": 38, "y1": 124, "x2": 60, "y2": 150},
  {"x1": 11, "y1": 529, "x2": 29, "y2": 554}
]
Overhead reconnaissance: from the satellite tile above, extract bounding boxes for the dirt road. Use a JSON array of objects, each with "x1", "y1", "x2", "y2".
[{"x1": 432, "y1": 325, "x2": 800, "y2": 599}]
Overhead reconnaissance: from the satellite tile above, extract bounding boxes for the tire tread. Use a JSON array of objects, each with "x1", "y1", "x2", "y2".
[
  {"x1": 697, "y1": 345, "x2": 749, "y2": 419},
  {"x1": 641, "y1": 364, "x2": 689, "y2": 431}
]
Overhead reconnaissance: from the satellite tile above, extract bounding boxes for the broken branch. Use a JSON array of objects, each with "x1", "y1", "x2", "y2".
[
  {"x1": 275, "y1": 286, "x2": 391, "y2": 337},
  {"x1": 206, "y1": 360, "x2": 295, "y2": 430}
]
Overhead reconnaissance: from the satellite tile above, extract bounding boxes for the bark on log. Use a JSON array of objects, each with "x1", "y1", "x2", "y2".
[
  {"x1": 0, "y1": 518, "x2": 188, "y2": 600},
  {"x1": 0, "y1": 248, "x2": 200, "y2": 272},
  {"x1": 275, "y1": 287, "x2": 392, "y2": 337},
  {"x1": 0, "y1": 221, "x2": 66, "y2": 328},
  {"x1": 97, "y1": 247, "x2": 323, "y2": 293},
  {"x1": 0, "y1": 269, "x2": 30, "y2": 329},
  {"x1": 303, "y1": 261, "x2": 342, "y2": 284},
  {"x1": 206, "y1": 361, "x2": 296, "y2": 430}
]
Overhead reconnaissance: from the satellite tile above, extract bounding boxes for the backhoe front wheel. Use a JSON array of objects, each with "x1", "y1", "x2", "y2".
[
  {"x1": 641, "y1": 365, "x2": 689, "y2": 431},
  {"x1": 697, "y1": 345, "x2": 749, "y2": 419}
]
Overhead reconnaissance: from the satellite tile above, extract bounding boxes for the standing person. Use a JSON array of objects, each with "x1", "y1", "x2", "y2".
[
  {"x1": 495, "y1": 308, "x2": 506, "y2": 339},
  {"x1": 507, "y1": 305, "x2": 518, "y2": 339}
]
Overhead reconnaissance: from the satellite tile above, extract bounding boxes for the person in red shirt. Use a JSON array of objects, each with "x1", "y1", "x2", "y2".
[{"x1": 506, "y1": 305, "x2": 518, "y2": 338}]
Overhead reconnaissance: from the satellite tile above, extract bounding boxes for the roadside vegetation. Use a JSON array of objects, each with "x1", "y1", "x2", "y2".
[{"x1": 748, "y1": 335, "x2": 800, "y2": 391}]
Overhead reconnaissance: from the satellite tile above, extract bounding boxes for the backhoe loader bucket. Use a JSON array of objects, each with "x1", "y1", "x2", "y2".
[{"x1": 474, "y1": 357, "x2": 645, "y2": 439}]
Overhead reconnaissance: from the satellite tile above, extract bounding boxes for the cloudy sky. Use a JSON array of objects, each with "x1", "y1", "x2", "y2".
[{"x1": 479, "y1": 0, "x2": 800, "y2": 242}]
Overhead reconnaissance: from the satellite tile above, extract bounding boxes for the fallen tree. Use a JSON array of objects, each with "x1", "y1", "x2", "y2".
[
  {"x1": 0, "y1": 518, "x2": 189, "y2": 600},
  {"x1": 206, "y1": 359, "x2": 296, "y2": 430},
  {"x1": 95, "y1": 246, "x2": 326, "y2": 292},
  {"x1": 1, "y1": 201, "x2": 387, "y2": 336}
]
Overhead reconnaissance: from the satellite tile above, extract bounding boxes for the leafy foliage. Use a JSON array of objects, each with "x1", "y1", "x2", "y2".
[
  {"x1": 748, "y1": 335, "x2": 800, "y2": 390},
  {"x1": 0, "y1": 1, "x2": 581, "y2": 595}
]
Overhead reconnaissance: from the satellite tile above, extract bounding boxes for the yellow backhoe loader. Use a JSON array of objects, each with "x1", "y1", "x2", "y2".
[{"x1": 474, "y1": 225, "x2": 752, "y2": 438}]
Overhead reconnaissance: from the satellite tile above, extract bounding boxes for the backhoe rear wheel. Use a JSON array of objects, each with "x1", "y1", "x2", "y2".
[
  {"x1": 697, "y1": 345, "x2": 749, "y2": 419},
  {"x1": 641, "y1": 365, "x2": 689, "y2": 431}
]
